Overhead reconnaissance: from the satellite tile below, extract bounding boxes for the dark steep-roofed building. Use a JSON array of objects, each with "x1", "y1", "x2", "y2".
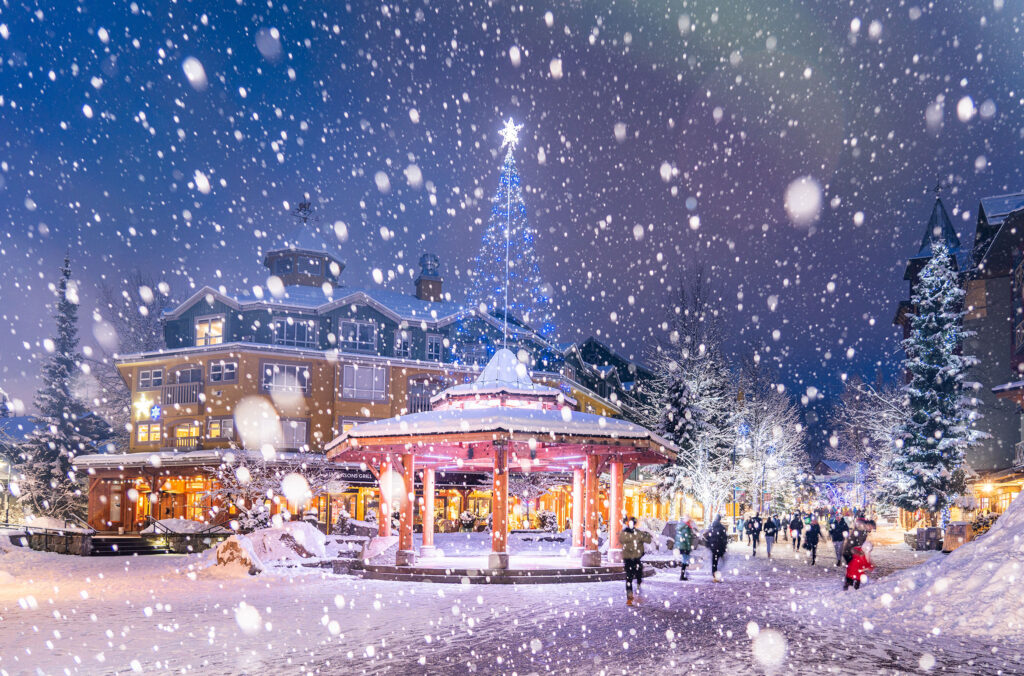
[{"x1": 895, "y1": 194, "x2": 1019, "y2": 473}]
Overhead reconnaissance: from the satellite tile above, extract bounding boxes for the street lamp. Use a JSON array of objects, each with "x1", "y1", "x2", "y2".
[{"x1": 0, "y1": 457, "x2": 12, "y2": 524}]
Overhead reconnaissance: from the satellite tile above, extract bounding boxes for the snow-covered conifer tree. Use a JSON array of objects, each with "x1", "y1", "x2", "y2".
[
  {"x1": 887, "y1": 241, "x2": 976, "y2": 521},
  {"x1": 18, "y1": 256, "x2": 113, "y2": 519}
]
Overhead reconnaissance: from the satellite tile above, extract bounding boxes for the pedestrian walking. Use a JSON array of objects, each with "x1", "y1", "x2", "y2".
[
  {"x1": 620, "y1": 517, "x2": 652, "y2": 605},
  {"x1": 706, "y1": 514, "x2": 729, "y2": 583},
  {"x1": 746, "y1": 513, "x2": 763, "y2": 556},
  {"x1": 674, "y1": 517, "x2": 695, "y2": 581},
  {"x1": 790, "y1": 512, "x2": 804, "y2": 550},
  {"x1": 829, "y1": 516, "x2": 850, "y2": 566},
  {"x1": 763, "y1": 514, "x2": 779, "y2": 559},
  {"x1": 843, "y1": 545, "x2": 874, "y2": 590},
  {"x1": 842, "y1": 515, "x2": 875, "y2": 564},
  {"x1": 781, "y1": 513, "x2": 789, "y2": 542},
  {"x1": 804, "y1": 516, "x2": 821, "y2": 565}
]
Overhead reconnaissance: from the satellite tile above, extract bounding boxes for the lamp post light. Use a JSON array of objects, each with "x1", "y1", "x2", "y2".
[{"x1": 0, "y1": 458, "x2": 12, "y2": 524}]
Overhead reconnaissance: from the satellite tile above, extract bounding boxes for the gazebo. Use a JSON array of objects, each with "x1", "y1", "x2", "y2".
[{"x1": 324, "y1": 349, "x2": 677, "y2": 569}]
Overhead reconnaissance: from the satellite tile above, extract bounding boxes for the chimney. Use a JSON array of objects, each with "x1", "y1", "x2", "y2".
[{"x1": 415, "y1": 253, "x2": 443, "y2": 302}]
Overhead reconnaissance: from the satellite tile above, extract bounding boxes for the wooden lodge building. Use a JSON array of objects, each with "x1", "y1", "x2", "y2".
[{"x1": 73, "y1": 229, "x2": 667, "y2": 533}]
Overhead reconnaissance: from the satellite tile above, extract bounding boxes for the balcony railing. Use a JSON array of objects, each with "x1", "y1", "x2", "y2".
[
  {"x1": 172, "y1": 436, "x2": 200, "y2": 451},
  {"x1": 161, "y1": 382, "x2": 203, "y2": 406},
  {"x1": 1015, "y1": 441, "x2": 1024, "y2": 469}
]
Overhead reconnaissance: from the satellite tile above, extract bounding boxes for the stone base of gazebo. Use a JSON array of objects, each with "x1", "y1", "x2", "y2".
[{"x1": 361, "y1": 559, "x2": 655, "y2": 585}]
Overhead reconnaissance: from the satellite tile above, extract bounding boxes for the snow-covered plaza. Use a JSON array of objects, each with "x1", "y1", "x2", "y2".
[
  {"x1": 4, "y1": 1, "x2": 1024, "y2": 674},
  {"x1": 2, "y1": 525, "x2": 1022, "y2": 675}
]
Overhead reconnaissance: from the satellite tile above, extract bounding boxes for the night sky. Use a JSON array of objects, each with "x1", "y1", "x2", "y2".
[{"x1": 1, "y1": 1, "x2": 1022, "y2": 452}]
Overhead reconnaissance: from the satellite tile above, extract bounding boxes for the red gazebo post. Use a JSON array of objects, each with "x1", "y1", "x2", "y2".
[
  {"x1": 378, "y1": 455, "x2": 392, "y2": 538},
  {"x1": 581, "y1": 451, "x2": 601, "y2": 567},
  {"x1": 420, "y1": 467, "x2": 437, "y2": 557},
  {"x1": 490, "y1": 444, "x2": 510, "y2": 569},
  {"x1": 569, "y1": 467, "x2": 584, "y2": 558},
  {"x1": 607, "y1": 459, "x2": 625, "y2": 563},
  {"x1": 396, "y1": 452, "x2": 416, "y2": 566}
]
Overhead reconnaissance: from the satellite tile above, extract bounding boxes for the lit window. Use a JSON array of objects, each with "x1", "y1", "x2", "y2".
[
  {"x1": 341, "y1": 364, "x2": 387, "y2": 401},
  {"x1": 138, "y1": 369, "x2": 163, "y2": 389},
  {"x1": 426, "y1": 334, "x2": 443, "y2": 361},
  {"x1": 208, "y1": 418, "x2": 234, "y2": 439},
  {"x1": 136, "y1": 423, "x2": 161, "y2": 444},
  {"x1": 195, "y1": 317, "x2": 224, "y2": 346},
  {"x1": 261, "y1": 362, "x2": 311, "y2": 394},
  {"x1": 274, "y1": 318, "x2": 318, "y2": 348},
  {"x1": 209, "y1": 360, "x2": 238, "y2": 383},
  {"x1": 394, "y1": 329, "x2": 412, "y2": 358},
  {"x1": 339, "y1": 320, "x2": 376, "y2": 352}
]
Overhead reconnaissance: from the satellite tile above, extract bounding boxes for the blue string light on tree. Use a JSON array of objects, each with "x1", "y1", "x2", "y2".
[{"x1": 458, "y1": 118, "x2": 557, "y2": 363}]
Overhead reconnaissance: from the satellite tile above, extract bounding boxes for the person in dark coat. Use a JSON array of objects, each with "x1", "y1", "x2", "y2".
[
  {"x1": 804, "y1": 516, "x2": 822, "y2": 565},
  {"x1": 762, "y1": 514, "x2": 779, "y2": 559},
  {"x1": 619, "y1": 517, "x2": 653, "y2": 605},
  {"x1": 790, "y1": 512, "x2": 804, "y2": 550},
  {"x1": 746, "y1": 513, "x2": 763, "y2": 556},
  {"x1": 706, "y1": 514, "x2": 729, "y2": 583},
  {"x1": 829, "y1": 516, "x2": 850, "y2": 566}
]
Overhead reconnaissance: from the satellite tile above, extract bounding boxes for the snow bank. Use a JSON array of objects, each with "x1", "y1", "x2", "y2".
[
  {"x1": 212, "y1": 522, "x2": 327, "y2": 573},
  {"x1": 843, "y1": 496, "x2": 1024, "y2": 638}
]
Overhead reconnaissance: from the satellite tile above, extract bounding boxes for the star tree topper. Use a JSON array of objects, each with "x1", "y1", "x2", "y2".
[{"x1": 499, "y1": 117, "x2": 523, "y2": 150}]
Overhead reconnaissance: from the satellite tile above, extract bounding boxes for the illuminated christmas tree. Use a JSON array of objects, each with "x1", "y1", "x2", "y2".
[{"x1": 463, "y1": 119, "x2": 555, "y2": 348}]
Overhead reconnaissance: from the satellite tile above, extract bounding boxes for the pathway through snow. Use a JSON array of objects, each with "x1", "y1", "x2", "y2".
[{"x1": 0, "y1": 534, "x2": 1019, "y2": 674}]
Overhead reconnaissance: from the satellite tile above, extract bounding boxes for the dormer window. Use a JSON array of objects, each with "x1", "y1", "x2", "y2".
[
  {"x1": 340, "y1": 320, "x2": 376, "y2": 352},
  {"x1": 195, "y1": 316, "x2": 224, "y2": 346},
  {"x1": 274, "y1": 318, "x2": 318, "y2": 348},
  {"x1": 394, "y1": 329, "x2": 412, "y2": 358}
]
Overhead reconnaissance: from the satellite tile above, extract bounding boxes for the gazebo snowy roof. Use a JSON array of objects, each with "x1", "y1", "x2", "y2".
[
  {"x1": 325, "y1": 349, "x2": 675, "y2": 471},
  {"x1": 429, "y1": 348, "x2": 576, "y2": 407}
]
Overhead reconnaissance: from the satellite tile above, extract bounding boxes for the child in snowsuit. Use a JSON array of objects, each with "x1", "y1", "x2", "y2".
[
  {"x1": 620, "y1": 517, "x2": 652, "y2": 605},
  {"x1": 843, "y1": 546, "x2": 874, "y2": 590},
  {"x1": 674, "y1": 518, "x2": 695, "y2": 581}
]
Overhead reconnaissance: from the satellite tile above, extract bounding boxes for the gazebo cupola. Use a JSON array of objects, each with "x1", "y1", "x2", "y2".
[
  {"x1": 430, "y1": 348, "x2": 577, "y2": 412},
  {"x1": 262, "y1": 225, "x2": 345, "y2": 288}
]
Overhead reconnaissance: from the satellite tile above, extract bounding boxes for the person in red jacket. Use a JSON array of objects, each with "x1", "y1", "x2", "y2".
[{"x1": 843, "y1": 546, "x2": 874, "y2": 590}]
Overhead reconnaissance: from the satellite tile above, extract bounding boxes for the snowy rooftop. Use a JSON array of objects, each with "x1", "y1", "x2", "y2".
[
  {"x1": 328, "y1": 406, "x2": 674, "y2": 449},
  {"x1": 229, "y1": 285, "x2": 464, "y2": 321},
  {"x1": 327, "y1": 348, "x2": 674, "y2": 461},
  {"x1": 430, "y1": 348, "x2": 572, "y2": 404},
  {"x1": 979, "y1": 192, "x2": 1024, "y2": 227},
  {"x1": 72, "y1": 448, "x2": 336, "y2": 470}
]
